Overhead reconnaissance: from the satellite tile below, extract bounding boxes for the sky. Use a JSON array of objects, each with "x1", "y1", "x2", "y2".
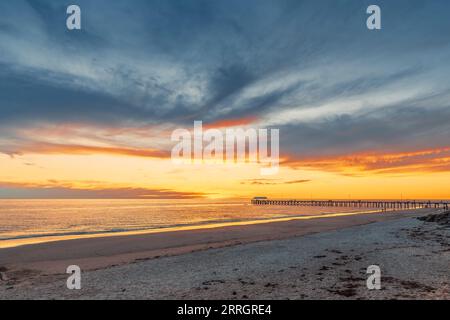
[{"x1": 1, "y1": 0, "x2": 450, "y2": 199}]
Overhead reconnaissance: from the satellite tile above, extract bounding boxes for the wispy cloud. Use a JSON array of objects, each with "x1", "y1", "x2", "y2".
[{"x1": 241, "y1": 178, "x2": 310, "y2": 185}]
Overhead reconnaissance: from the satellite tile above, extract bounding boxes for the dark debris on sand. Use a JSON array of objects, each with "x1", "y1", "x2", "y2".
[{"x1": 418, "y1": 211, "x2": 450, "y2": 226}]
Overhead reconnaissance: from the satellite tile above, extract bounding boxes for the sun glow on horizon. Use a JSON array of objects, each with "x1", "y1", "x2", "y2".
[{"x1": 2, "y1": 146, "x2": 450, "y2": 200}]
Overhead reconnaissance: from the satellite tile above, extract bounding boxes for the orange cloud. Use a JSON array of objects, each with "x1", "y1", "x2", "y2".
[
  {"x1": 204, "y1": 116, "x2": 259, "y2": 129},
  {"x1": 16, "y1": 122, "x2": 173, "y2": 138},
  {"x1": 241, "y1": 179, "x2": 311, "y2": 185},
  {"x1": 283, "y1": 147, "x2": 450, "y2": 175},
  {"x1": 4, "y1": 142, "x2": 170, "y2": 159}
]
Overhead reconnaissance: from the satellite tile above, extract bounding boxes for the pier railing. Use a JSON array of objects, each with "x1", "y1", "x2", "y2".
[{"x1": 251, "y1": 199, "x2": 450, "y2": 210}]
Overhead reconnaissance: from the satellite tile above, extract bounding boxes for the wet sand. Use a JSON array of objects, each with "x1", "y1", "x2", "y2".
[{"x1": 0, "y1": 208, "x2": 448, "y2": 299}]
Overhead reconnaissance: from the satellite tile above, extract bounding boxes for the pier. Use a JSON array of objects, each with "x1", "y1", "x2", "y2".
[{"x1": 251, "y1": 198, "x2": 450, "y2": 210}]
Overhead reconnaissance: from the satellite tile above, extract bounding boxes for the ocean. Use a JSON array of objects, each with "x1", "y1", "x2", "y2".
[{"x1": 0, "y1": 199, "x2": 379, "y2": 243}]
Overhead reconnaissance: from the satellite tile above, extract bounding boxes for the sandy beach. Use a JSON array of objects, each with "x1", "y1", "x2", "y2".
[{"x1": 0, "y1": 208, "x2": 448, "y2": 300}]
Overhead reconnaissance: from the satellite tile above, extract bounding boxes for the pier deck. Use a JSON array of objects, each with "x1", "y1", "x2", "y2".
[{"x1": 251, "y1": 199, "x2": 449, "y2": 210}]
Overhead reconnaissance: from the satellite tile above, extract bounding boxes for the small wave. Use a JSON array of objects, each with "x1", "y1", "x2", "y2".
[
  {"x1": 0, "y1": 210, "x2": 377, "y2": 243},
  {"x1": 0, "y1": 214, "x2": 306, "y2": 241}
]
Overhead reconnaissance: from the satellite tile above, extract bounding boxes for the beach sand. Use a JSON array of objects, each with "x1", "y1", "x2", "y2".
[{"x1": 0, "y1": 208, "x2": 448, "y2": 299}]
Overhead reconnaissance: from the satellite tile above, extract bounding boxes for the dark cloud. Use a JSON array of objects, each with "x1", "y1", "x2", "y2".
[
  {"x1": 279, "y1": 103, "x2": 450, "y2": 159},
  {"x1": 1, "y1": 0, "x2": 450, "y2": 164},
  {"x1": 0, "y1": 66, "x2": 154, "y2": 125},
  {"x1": 0, "y1": 181, "x2": 207, "y2": 199}
]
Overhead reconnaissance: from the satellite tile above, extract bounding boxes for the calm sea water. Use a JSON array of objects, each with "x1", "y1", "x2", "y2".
[{"x1": 0, "y1": 199, "x2": 377, "y2": 241}]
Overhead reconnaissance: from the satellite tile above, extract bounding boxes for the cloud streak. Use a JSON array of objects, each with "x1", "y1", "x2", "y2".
[
  {"x1": 1, "y1": 141, "x2": 170, "y2": 159},
  {"x1": 0, "y1": 181, "x2": 206, "y2": 199},
  {"x1": 241, "y1": 179, "x2": 311, "y2": 185},
  {"x1": 283, "y1": 147, "x2": 450, "y2": 175}
]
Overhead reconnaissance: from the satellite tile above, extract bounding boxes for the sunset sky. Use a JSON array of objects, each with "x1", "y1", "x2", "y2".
[{"x1": 1, "y1": 0, "x2": 450, "y2": 200}]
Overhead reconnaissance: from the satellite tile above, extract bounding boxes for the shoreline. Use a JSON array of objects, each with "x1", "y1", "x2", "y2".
[
  {"x1": 0, "y1": 207, "x2": 448, "y2": 300},
  {"x1": 0, "y1": 208, "x2": 436, "y2": 275},
  {"x1": 0, "y1": 208, "x2": 383, "y2": 249}
]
